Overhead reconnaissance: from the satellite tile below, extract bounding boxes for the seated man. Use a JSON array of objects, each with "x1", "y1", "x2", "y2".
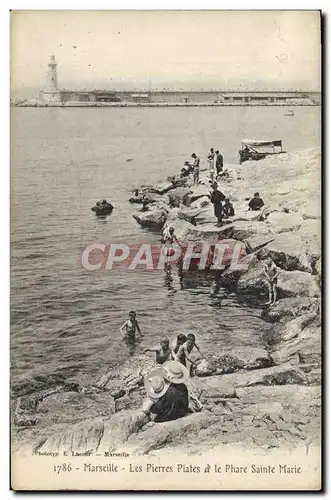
[
  {"x1": 248, "y1": 192, "x2": 264, "y2": 211},
  {"x1": 142, "y1": 362, "x2": 189, "y2": 423},
  {"x1": 222, "y1": 198, "x2": 235, "y2": 218}
]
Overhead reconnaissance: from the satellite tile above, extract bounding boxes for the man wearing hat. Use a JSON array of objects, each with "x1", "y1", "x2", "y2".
[{"x1": 142, "y1": 361, "x2": 189, "y2": 423}]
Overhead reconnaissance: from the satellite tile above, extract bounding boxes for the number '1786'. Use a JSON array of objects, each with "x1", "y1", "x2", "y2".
[{"x1": 53, "y1": 463, "x2": 72, "y2": 474}]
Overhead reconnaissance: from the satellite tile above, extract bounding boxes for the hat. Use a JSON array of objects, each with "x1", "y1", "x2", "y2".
[
  {"x1": 144, "y1": 367, "x2": 170, "y2": 400},
  {"x1": 163, "y1": 361, "x2": 189, "y2": 384}
]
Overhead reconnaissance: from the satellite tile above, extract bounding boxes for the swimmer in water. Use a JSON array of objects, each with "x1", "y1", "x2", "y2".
[
  {"x1": 120, "y1": 311, "x2": 143, "y2": 341},
  {"x1": 143, "y1": 337, "x2": 172, "y2": 364}
]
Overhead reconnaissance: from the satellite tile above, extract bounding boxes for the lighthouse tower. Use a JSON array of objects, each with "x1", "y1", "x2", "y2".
[
  {"x1": 40, "y1": 55, "x2": 61, "y2": 103},
  {"x1": 46, "y1": 55, "x2": 59, "y2": 90}
]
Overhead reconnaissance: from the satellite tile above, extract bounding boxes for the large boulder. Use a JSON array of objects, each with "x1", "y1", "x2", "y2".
[
  {"x1": 133, "y1": 209, "x2": 167, "y2": 231},
  {"x1": 266, "y1": 212, "x2": 303, "y2": 234},
  {"x1": 261, "y1": 297, "x2": 319, "y2": 323},
  {"x1": 237, "y1": 259, "x2": 269, "y2": 296},
  {"x1": 271, "y1": 322, "x2": 321, "y2": 366},
  {"x1": 186, "y1": 185, "x2": 211, "y2": 205},
  {"x1": 258, "y1": 233, "x2": 315, "y2": 272},
  {"x1": 194, "y1": 205, "x2": 217, "y2": 225},
  {"x1": 169, "y1": 218, "x2": 197, "y2": 241},
  {"x1": 294, "y1": 219, "x2": 321, "y2": 264},
  {"x1": 237, "y1": 260, "x2": 320, "y2": 298},
  {"x1": 150, "y1": 181, "x2": 174, "y2": 195},
  {"x1": 189, "y1": 196, "x2": 210, "y2": 209},
  {"x1": 167, "y1": 187, "x2": 192, "y2": 206},
  {"x1": 166, "y1": 206, "x2": 198, "y2": 226},
  {"x1": 280, "y1": 313, "x2": 318, "y2": 342},
  {"x1": 277, "y1": 270, "x2": 320, "y2": 299}
]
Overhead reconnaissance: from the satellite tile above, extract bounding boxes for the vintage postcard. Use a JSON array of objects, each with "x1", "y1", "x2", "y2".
[{"x1": 10, "y1": 10, "x2": 321, "y2": 491}]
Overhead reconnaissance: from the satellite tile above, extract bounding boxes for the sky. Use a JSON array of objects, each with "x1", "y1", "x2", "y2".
[{"x1": 10, "y1": 10, "x2": 321, "y2": 94}]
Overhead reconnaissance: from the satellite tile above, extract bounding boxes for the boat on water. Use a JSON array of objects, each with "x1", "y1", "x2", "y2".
[
  {"x1": 239, "y1": 139, "x2": 286, "y2": 164},
  {"x1": 285, "y1": 110, "x2": 294, "y2": 117}
]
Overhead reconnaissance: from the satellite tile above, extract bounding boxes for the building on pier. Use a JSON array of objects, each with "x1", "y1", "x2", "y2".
[{"x1": 39, "y1": 56, "x2": 320, "y2": 105}]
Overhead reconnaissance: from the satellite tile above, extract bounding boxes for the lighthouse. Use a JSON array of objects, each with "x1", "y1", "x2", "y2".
[
  {"x1": 40, "y1": 55, "x2": 61, "y2": 103},
  {"x1": 46, "y1": 55, "x2": 59, "y2": 90}
]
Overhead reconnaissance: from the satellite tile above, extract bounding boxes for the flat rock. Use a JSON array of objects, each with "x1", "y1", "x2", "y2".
[
  {"x1": 190, "y1": 363, "x2": 307, "y2": 398},
  {"x1": 236, "y1": 385, "x2": 321, "y2": 411},
  {"x1": 300, "y1": 202, "x2": 321, "y2": 220},
  {"x1": 266, "y1": 211, "x2": 303, "y2": 234},
  {"x1": 125, "y1": 412, "x2": 217, "y2": 455},
  {"x1": 232, "y1": 210, "x2": 264, "y2": 222},
  {"x1": 189, "y1": 196, "x2": 210, "y2": 209},
  {"x1": 37, "y1": 392, "x2": 116, "y2": 425}
]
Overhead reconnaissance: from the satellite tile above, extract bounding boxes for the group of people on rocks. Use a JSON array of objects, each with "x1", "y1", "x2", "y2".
[
  {"x1": 143, "y1": 333, "x2": 203, "y2": 375},
  {"x1": 207, "y1": 148, "x2": 225, "y2": 180},
  {"x1": 180, "y1": 149, "x2": 226, "y2": 185},
  {"x1": 180, "y1": 149, "x2": 265, "y2": 227},
  {"x1": 120, "y1": 311, "x2": 203, "y2": 374},
  {"x1": 120, "y1": 311, "x2": 203, "y2": 424}
]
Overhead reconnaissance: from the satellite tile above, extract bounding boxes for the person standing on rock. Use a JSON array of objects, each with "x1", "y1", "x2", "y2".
[
  {"x1": 207, "y1": 148, "x2": 215, "y2": 180},
  {"x1": 215, "y1": 150, "x2": 224, "y2": 178},
  {"x1": 191, "y1": 153, "x2": 200, "y2": 185},
  {"x1": 210, "y1": 182, "x2": 226, "y2": 226},
  {"x1": 248, "y1": 192, "x2": 264, "y2": 211},
  {"x1": 264, "y1": 258, "x2": 279, "y2": 305}
]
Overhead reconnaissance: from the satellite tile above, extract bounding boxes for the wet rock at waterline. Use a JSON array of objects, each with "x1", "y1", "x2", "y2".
[{"x1": 133, "y1": 209, "x2": 168, "y2": 231}]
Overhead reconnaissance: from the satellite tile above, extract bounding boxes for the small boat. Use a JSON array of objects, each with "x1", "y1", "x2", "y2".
[
  {"x1": 239, "y1": 139, "x2": 286, "y2": 164},
  {"x1": 285, "y1": 110, "x2": 294, "y2": 117},
  {"x1": 91, "y1": 199, "x2": 114, "y2": 216}
]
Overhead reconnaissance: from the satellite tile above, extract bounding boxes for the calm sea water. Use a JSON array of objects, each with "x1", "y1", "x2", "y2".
[{"x1": 10, "y1": 106, "x2": 320, "y2": 397}]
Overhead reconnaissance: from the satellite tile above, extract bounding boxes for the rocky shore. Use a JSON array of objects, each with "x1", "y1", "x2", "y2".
[{"x1": 12, "y1": 147, "x2": 321, "y2": 457}]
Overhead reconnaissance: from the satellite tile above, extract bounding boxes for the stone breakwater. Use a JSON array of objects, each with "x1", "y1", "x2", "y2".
[{"x1": 12, "y1": 148, "x2": 321, "y2": 457}]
